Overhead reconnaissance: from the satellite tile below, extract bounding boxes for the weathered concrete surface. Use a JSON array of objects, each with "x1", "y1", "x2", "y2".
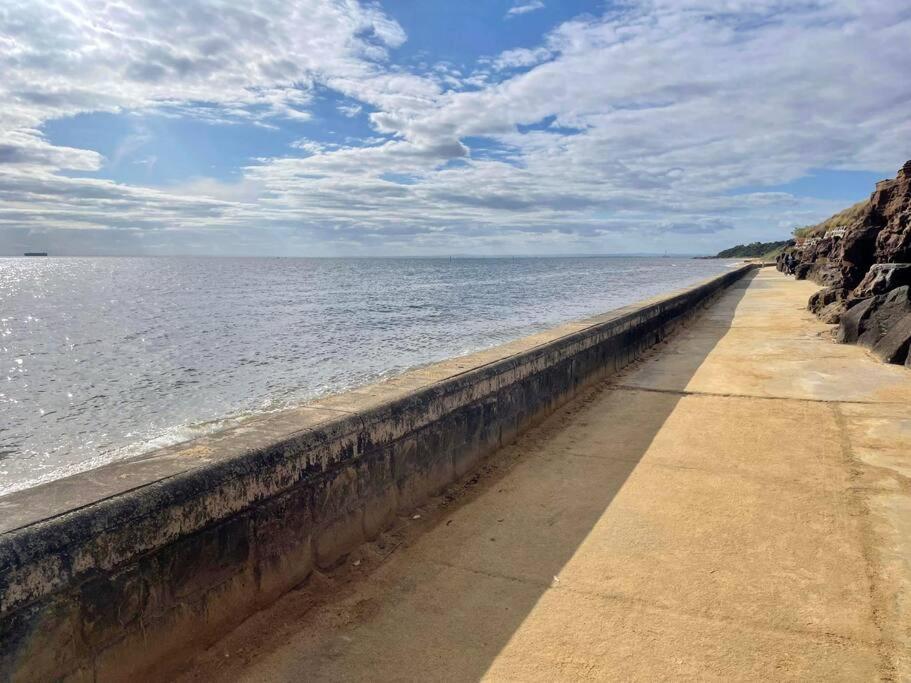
[
  {"x1": 179, "y1": 269, "x2": 911, "y2": 682},
  {"x1": 0, "y1": 267, "x2": 753, "y2": 682}
]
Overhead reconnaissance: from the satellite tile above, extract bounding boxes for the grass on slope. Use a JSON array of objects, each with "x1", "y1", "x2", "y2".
[{"x1": 792, "y1": 200, "x2": 869, "y2": 239}]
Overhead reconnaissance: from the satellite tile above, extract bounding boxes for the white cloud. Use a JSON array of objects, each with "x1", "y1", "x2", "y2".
[
  {"x1": 338, "y1": 103, "x2": 364, "y2": 118},
  {"x1": 506, "y1": 1, "x2": 546, "y2": 18},
  {"x1": 0, "y1": 0, "x2": 405, "y2": 164},
  {"x1": 491, "y1": 47, "x2": 553, "y2": 71},
  {"x1": 1, "y1": 0, "x2": 910, "y2": 256}
]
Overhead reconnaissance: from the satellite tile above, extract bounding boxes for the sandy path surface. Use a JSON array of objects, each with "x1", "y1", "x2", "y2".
[{"x1": 179, "y1": 269, "x2": 911, "y2": 681}]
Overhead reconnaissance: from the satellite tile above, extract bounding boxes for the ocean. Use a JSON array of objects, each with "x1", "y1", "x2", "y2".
[{"x1": 0, "y1": 256, "x2": 736, "y2": 495}]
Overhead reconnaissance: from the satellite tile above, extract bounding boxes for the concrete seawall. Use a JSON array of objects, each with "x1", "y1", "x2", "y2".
[{"x1": 0, "y1": 264, "x2": 756, "y2": 681}]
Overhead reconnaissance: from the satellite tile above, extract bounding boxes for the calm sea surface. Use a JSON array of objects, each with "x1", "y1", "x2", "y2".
[{"x1": 0, "y1": 256, "x2": 737, "y2": 495}]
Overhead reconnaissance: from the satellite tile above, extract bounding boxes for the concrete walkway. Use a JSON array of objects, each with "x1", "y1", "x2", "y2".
[{"x1": 180, "y1": 269, "x2": 911, "y2": 681}]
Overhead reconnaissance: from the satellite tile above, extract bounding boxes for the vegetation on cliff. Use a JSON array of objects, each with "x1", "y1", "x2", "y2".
[
  {"x1": 792, "y1": 200, "x2": 871, "y2": 239},
  {"x1": 713, "y1": 183, "x2": 878, "y2": 263},
  {"x1": 712, "y1": 241, "x2": 790, "y2": 259}
]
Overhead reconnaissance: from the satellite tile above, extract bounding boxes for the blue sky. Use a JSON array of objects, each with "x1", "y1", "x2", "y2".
[
  {"x1": 0, "y1": 0, "x2": 909, "y2": 256},
  {"x1": 383, "y1": 1, "x2": 596, "y2": 65},
  {"x1": 729, "y1": 170, "x2": 885, "y2": 202},
  {"x1": 40, "y1": 1, "x2": 599, "y2": 188}
]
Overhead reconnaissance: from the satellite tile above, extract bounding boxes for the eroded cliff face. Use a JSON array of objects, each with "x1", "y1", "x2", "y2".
[
  {"x1": 777, "y1": 160, "x2": 911, "y2": 365},
  {"x1": 873, "y1": 162, "x2": 911, "y2": 263}
]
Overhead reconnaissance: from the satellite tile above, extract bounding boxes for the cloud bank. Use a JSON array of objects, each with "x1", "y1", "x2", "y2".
[{"x1": 1, "y1": 0, "x2": 910, "y2": 255}]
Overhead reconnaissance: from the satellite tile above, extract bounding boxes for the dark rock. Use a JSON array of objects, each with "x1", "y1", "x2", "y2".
[
  {"x1": 840, "y1": 224, "x2": 880, "y2": 291},
  {"x1": 776, "y1": 251, "x2": 787, "y2": 273},
  {"x1": 871, "y1": 314, "x2": 911, "y2": 364},
  {"x1": 837, "y1": 296, "x2": 877, "y2": 344},
  {"x1": 815, "y1": 263, "x2": 845, "y2": 289},
  {"x1": 776, "y1": 248, "x2": 800, "y2": 275},
  {"x1": 808, "y1": 286, "x2": 842, "y2": 316},
  {"x1": 810, "y1": 237, "x2": 838, "y2": 260},
  {"x1": 818, "y1": 302, "x2": 843, "y2": 325},
  {"x1": 855, "y1": 286, "x2": 911, "y2": 350},
  {"x1": 852, "y1": 263, "x2": 911, "y2": 298},
  {"x1": 784, "y1": 160, "x2": 911, "y2": 366},
  {"x1": 873, "y1": 162, "x2": 911, "y2": 264},
  {"x1": 794, "y1": 262, "x2": 813, "y2": 280}
]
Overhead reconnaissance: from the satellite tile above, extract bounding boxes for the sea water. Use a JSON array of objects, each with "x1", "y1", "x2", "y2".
[{"x1": 0, "y1": 256, "x2": 737, "y2": 495}]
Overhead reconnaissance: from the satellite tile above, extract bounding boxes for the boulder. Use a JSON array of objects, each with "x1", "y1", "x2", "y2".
[
  {"x1": 837, "y1": 296, "x2": 877, "y2": 344},
  {"x1": 864, "y1": 286, "x2": 911, "y2": 347},
  {"x1": 852, "y1": 263, "x2": 911, "y2": 298},
  {"x1": 849, "y1": 286, "x2": 911, "y2": 350},
  {"x1": 818, "y1": 302, "x2": 843, "y2": 325},
  {"x1": 871, "y1": 314, "x2": 911, "y2": 364},
  {"x1": 808, "y1": 286, "x2": 842, "y2": 316}
]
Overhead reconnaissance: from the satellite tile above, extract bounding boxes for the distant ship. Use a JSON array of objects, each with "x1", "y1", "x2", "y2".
[{"x1": 24, "y1": 252, "x2": 48, "y2": 257}]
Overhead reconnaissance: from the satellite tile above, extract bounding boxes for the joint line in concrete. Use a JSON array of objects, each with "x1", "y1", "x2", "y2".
[{"x1": 609, "y1": 383, "x2": 908, "y2": 407}]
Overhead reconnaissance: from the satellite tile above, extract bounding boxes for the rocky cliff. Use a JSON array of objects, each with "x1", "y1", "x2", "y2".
[{"x1": 777, "y1": 160, "x2": 911, "y2": 365}]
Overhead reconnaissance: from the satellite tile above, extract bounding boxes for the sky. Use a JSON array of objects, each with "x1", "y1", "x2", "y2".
[{"x1": 0, "y1": 0, "x2": 909, "y2": 257}]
